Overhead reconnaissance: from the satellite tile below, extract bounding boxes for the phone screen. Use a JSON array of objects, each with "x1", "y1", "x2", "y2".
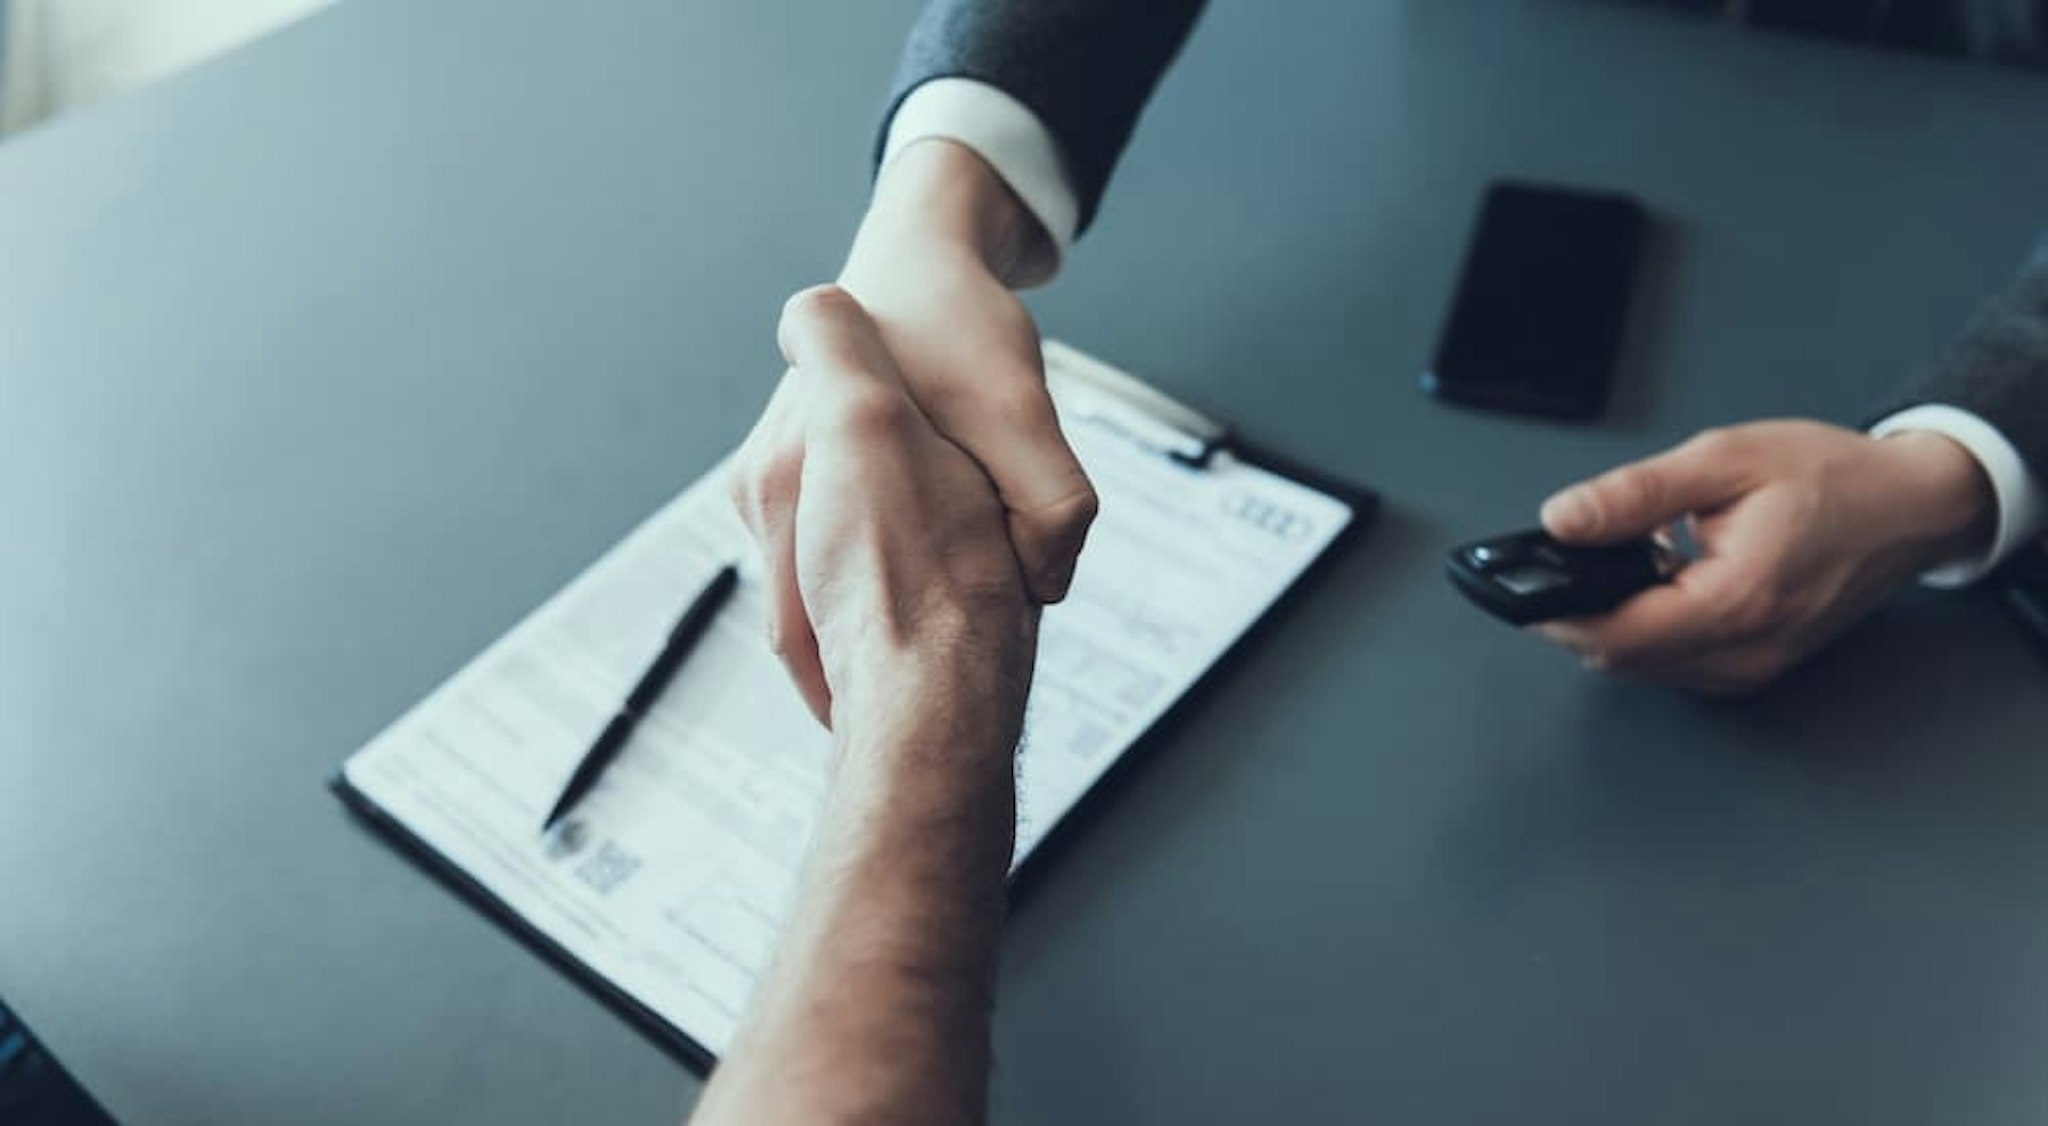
[{"x1": 1423, "y1": 182, "x2": 1646, "y2": 420}]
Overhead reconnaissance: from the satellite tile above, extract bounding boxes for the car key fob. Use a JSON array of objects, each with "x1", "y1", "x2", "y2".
[{"x1": 1446, "y1": 528, "x2": 1680, "y2": 626}]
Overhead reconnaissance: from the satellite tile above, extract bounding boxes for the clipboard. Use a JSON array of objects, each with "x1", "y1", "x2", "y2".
[
  {"x1": 334, "y1": 339, "x2": 1378, "y2": 1069},
  {"x1": 997, "y1": 343, "x2": 1379, "y2": 897}
]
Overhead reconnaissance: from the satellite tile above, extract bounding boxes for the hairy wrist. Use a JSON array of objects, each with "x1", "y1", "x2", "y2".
[
  {"x1": 829, "y1": 615, "x2": 1035, "y2": 775},
  {"x1": 851, "y1": 139, "x2": 1039, "y2": 286}
]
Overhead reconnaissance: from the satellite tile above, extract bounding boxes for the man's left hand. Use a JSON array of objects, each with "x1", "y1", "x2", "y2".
[{"x1": 1533, "y1": 420, "x2": 1995, "y2": 694}]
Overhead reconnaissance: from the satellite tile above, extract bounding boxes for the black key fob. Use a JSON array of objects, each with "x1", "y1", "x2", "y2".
[{"x1": 1446, "y1": 528, "x2": 1679, "y2": 626}]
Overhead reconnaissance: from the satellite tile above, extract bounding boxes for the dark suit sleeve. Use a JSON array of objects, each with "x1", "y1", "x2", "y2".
[
  {"x1": 1891, "y1": 238, "x2": 2048, "y2": 479},
  {"x1": 879, "y1": 0, "x2": 1209, "y2": 237}
]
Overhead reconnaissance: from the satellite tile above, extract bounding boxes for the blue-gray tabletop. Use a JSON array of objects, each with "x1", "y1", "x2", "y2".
[{"x1": 4, "y1": 1, "x2": 2048, "y2": 1122}]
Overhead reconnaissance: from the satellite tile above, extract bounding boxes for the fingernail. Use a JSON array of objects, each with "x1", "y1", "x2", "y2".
[{"x1": 1542, "y1": 489, "x2": 1592, "y2": 538}]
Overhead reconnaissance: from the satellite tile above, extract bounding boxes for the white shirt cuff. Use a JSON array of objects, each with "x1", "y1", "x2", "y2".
[
  {"x1": 1871, "y1": 404, "x2": 2048, "y2": 588},
  {"x1": 882, "y1": 77, "x2": 1080, "y2": 287}
]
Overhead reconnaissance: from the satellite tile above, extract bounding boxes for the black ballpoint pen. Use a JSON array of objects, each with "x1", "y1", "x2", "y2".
[{"x1": 542, "y1": 563, "x2": 739, "y2": 832}]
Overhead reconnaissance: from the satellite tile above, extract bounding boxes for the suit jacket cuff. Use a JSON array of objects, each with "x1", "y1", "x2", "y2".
[
  {"x1": 882, "y1": 78, "x2": 1079, "y2": 288},
  {"x1": 1871, "y1": 404, "x2": 2047, "y2": 587}
]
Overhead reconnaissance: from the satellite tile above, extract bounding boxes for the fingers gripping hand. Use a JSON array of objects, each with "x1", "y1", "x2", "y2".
[
  {"x1": 739, "y1": 286, "x2": 1034, "y2": 731},
  {"x1": 840, "y1": 245, "x2": 1097, "y2": 605},
  {"x1": 730, "y1": 374, "x2": 828, "y2": 721}
]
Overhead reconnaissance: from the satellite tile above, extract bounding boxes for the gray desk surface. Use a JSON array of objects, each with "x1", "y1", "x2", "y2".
[{"x1": 4, "y1": 1, "x2": 2048, "y2": 1122}]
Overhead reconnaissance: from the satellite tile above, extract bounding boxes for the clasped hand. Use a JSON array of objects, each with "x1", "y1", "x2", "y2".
[
  {"x1": 730, "y1": 141, "x2": 1092, "y2": 729},
  {"x1": 730, "y1": 285, "x2": 1039, "y2": 734}
]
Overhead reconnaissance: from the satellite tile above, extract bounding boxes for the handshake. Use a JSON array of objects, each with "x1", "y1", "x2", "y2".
[{"x1": 733, "y1": 147, "x2": 1998, "y2": 734}]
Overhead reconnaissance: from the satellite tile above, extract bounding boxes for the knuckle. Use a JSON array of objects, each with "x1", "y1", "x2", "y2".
[
  {"x1": 1034, "y1": 479, "x2": 1100, "y2": 535},
  {"x1": 781, "y1": 284, "x2": 859, "y2": 331},
  {"x1": 1015, "y1": 477, "x2": 1098, "y2": 600},
  {"x1": 779, "y1": 286, "x2": 868, "y2": 370},
  {"x1": 825, "y1": 388, "x2": 918, "y2": 445},
  {"x1": 1067, "y1": 485, "x2": 1101, "y2": 535}
]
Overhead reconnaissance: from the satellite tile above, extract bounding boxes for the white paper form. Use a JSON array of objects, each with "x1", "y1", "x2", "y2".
[{"x1": 340, "y1": 343, "x2": 1355, "y2": 1057}]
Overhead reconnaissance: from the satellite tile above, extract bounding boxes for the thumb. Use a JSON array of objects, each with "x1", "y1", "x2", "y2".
[
  {"x1": 1542, "y1": 429, "x2": 1756, "y2": 544},
  {"x1": 956, "y1": 383, "x2": 1098, "y2": 605},
  {"x1": 777, "y1": 285, "x2": 911, "y2": 405}
]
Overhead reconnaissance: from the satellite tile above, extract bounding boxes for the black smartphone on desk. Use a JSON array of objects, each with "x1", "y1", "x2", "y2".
[{"x1": 1422, "y1": 181, "x2": 1647, "y2": 420}]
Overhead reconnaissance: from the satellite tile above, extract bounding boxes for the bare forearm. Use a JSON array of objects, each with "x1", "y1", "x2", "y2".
[{"x1": 691, "y1": 666, "x2": 1022, "y2": 1126}]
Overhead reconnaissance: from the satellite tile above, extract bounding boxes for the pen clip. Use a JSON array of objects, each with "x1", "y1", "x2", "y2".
[
  {"x1": 1043, "y1": 339, "x2": 1230, "y2": 470},
  {"x1": 1069, "y1": 408, "x2": 1230, "y2": 471}
]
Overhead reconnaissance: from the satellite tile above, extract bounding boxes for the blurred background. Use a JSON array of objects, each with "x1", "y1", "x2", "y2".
[{"x1": 0, "y1": 0, "x2": 332, "y2": 134}]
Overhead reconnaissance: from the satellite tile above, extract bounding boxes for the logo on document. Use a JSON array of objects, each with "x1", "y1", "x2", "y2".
[{"x1": 1221, "y1": 491, "x2": 1313, "y2": 542}]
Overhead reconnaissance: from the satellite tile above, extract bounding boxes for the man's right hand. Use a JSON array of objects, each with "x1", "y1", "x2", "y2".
[
  {"x1": 699, "y1": 285, "x2": 1035, "y2": 1126},
  {"x1": 731, "y1": 140, "x2": 1094, "y2": 722},
  {"x1": 733, "y1": 282, "x2": 1038, "y2": 735}
]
